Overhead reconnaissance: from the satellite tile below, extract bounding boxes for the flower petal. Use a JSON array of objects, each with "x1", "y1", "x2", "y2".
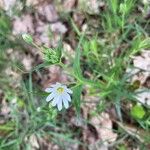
[
  {"x1": 62, "y1": 93, "x2": 71, "y2": 102},
  {"x1": 62, "y1": 97, "x2": 69, "y2": 109},
  {"x1": 66, "y1": 88, "x2": 73, "y2": 94},
  {"x1": 57, "y1": 97, "x2": 63, "y2": 111},
  {"x1": 45, "y1": 88, "x2": 54, "y2": 93},
  {"x1": 55, "y1": 82, "x2": 61, "y2": 87},
  {"x1": 51, "y1": 84, "x2": 57, "y2": 87},
  {"x1": 51, "y1": 82, "x2": 61, "y2": 87},
  {"x1": 51, "y1": 95, "x2": 60, "y2": 106},
  {"x1": 56, "y1": 82, "x2": 61, "y2": 85},
  {"x1": 46, "y1": 92, "x2": 56, "y2": 102}
]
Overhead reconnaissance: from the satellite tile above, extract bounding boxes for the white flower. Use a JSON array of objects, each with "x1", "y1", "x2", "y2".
[
  {"x1": 45, "y1": 82, "x2": 73, "y2": 111},
  {"x1": 37, "y1": 107, "x2": 41, "y2": 112}
]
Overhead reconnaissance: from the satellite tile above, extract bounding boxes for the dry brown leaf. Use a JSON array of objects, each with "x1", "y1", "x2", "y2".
[
  {"x1": 63, "y1": 42, "x2": 74, "y2": 55},
  {"x1": 1, "y1": 0, "x2": 23, "y2": 16},
  {"x1": 63, "y1": 42, "x2": 75, "y2": 64},
  {"x1": 73, "y1": 12, "x2": 85, "y2": 27},
  {"x1": 126, "y1": 50, "x2": 150, "y2": 84},
  {"x1": 29, "y1": 134, "x2": 40, "y2": 149},
  {"x1": 60, "y1": 140, "x2": 79, "y2": 150},
  {"x1": 82, "y1": 23, "x2": 88, "y2": 32},
  {"x1": 70, "y1": 116, "x2": 85, "y2": 127},
  {"x1": 78, "y1": 0, "x2": 104, "y2": 15},
  {"x1": 13, "y1": 14, "x2": 34, "y2": 35},
  {"x1": 117, "y1": 122, "x2": 144, "y2": 143},
  {"x1": 35, "y1": 21, "x2": 67, "y2": 46},
  {"x1": 37, "y1": 4, "x2": 58, "y2": 22},
  {"x1": 0, "y1": 0, "x2": 16, "y2": 10},
  {"x1": 89, "y1": 143, "x2": 108, "y2": 150},
  {"x1": 126, "y1": 50, "x2": 150, "y2": 105},
  {"x1": 0, "y1": 0, "x2": 4, "y2": 8},
  {"x1": 50, "y1": 22, "x2": 67, "y2": 34},
  {"x1": 135, "y1": 88, "x2": 150, "y2": 105},
  {"x1": 42, "y1": 66, "x2": 69, "y2": 89},
  {"x1": 63, "y1": 0, "x2": 76, "y2": 12},
  {"x1": 26, "y1": 0, "x2": 43, "y2": 6},
  {"x1": 35, "y1": 22, "x2": 51, "y2": 46},
  {"x1": 5, "y1": 67, "x2": 21, "y2": 88},
  {"x1": 6, "y1": 48, "x2": 33, "y2": 71},
  {"x1": 37, "y1": 137, "x2": 54, "y2": 150},
  {"x1": 0, "y1": 99, "x2": 10, "y2": 116},
  {"x1": 86, "y1": 0, "x2": 100, "y2": 14},
  {"x1": 133, "y1": 50, "x2": 150, "y2": 71},
  {"x1": 81, "y1": 85, "x2": 100, "y2": 121},
  {"x1": 126, "y1": 67, "x2": 149, "y2": 85},
  {"x1": 90, "y1": 113, "x2": 118, "y2": 144},
  {"x1": 22, "y1": 55, "x2": 33, "y2": 71}
]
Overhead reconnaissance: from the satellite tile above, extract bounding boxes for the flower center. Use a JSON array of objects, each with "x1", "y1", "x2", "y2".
[{"x1": 57, "y1": 87, "x2": 64, "y2": 94}]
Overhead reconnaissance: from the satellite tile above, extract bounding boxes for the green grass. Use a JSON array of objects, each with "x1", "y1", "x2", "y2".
[{"x1": 0, "y1": 0, "x2": 150, "y2": 149}]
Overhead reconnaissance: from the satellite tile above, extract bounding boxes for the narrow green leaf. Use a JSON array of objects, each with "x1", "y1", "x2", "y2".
[
  {"x1": 109, "y1": 0, "x2": 118, "y2": 14},
  {"x1": 56, "y1": 36, "x2": 63, "y2": 60},
  {"x1": 28, "y1": 72, "x2": 34, "y2": 111},
  {"x1": 32, "y1": 62, "x2": 52, "y2": 72},
  {"x1": 71, "y1": 19, "x2": 81, "y2": 36},
  {"x1": 72, "y1": 84, "x2": 83, "y2": 115},
  {"x1": 73, "y1": 34, "x2": 84, "y2": 80}
]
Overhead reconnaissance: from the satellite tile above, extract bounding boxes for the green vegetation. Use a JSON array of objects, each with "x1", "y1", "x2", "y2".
[{"x1": 0, "y1": 0, "x2": 150, "y2": 149}]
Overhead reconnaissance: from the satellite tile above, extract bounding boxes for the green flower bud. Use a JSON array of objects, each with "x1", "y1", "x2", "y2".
[
  {"x1": 22, "y1": 33, "x2": 33, "y2": 44},
  {"x1": 131, "y1": 104, "x2": 145, "y2": 119},
  {"x1": 43, "y1": 47, "x2": 60, "y2": 64}
]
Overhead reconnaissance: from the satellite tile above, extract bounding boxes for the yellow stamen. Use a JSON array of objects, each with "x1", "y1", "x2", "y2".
[{"x1": 57, "y1": 87, "x2": 64, "y2": 94}]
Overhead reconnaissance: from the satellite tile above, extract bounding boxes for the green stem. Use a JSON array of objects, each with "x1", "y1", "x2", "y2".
[{"x1": 32, "y1": 42, "x2": 43, "y2": 52}]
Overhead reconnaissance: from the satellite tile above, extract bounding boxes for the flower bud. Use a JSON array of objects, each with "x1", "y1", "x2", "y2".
[
  {"x1": 43, "y1": 47, "x2": 60, "y2": 64},
  {"x1": 22, "y1": 33, "x2": 33, "y2": 44}
]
